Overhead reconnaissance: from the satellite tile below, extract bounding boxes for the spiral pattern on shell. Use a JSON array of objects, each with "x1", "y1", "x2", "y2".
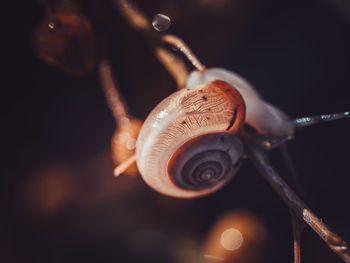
[
  {"x1": 168, "y1": 133, "x2": 243, "y2": 191},
  {"x1": 136, "y1": 80, "x2": 246, "y2": 198}
]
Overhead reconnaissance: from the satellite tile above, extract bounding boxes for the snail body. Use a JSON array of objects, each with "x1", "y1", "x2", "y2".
[
  {"x1": 136, "y1": 80, "x2": 245, "y2": 198},
  {"x1": 186, "y1": 68, "x2": 294, "y2": 137}
]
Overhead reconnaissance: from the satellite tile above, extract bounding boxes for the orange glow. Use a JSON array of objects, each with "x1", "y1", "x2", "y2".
[
  {"x1": 202, "y1": 210, "x2": 268, "y2": 263},
  {"x1": 204, "y1": 254, "x2": 225, "y2": 261},
  {"x1": 17, "y1": 165, "x2": 77, "y2": 217}
]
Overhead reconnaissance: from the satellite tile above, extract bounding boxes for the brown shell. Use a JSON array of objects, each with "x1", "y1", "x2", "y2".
[
  {"x1": 111, "y1": 118, "x2": 142, "y2": 176},
  {"x1": 136, "y1": 80, "x2": 246, "y2": 198},
  {"x1": 178, "y1": 80, "x2": 246, "y2": 134}
]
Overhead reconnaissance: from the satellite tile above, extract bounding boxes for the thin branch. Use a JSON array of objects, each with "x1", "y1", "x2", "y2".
[
  {"x1": 154, "y1": 47, "x2": 189, "y2": 88},
  {"x1": 162, "y1": 34, "x2": 206, "y2": 72},
  {"x1": 290, "y1": 210, "x2": 303, "y2": 263},
  {"x1": 243, "y1": 131, "x2": 350, "y2": 263},
  {"x1": 112, "y1": 0, "x2": 189, "y2": 88},
  {"x1": 114, "y1": 153, "x2": 136, "y2": 176},
  {"x1": 292, "y1": 111, "x2": 349, "y2": 127},
  {"x1": 98, "y1": 59, "x2": 130, "y2": 125}
]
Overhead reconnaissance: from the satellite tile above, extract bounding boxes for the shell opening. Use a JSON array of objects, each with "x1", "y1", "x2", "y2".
[
  {"x1": 167, "y1": 133, "x2": 243, "y2": 192},
  {"x1": 173, "y1": 150, "x2": 231, "y2": 190}
]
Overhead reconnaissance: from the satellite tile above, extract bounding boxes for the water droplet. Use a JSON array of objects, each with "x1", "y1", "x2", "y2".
[
  {"x1": 48, "y1": 21, "x2": 56, "y2": 30},
  {"x1": 264, "y1": 141, "x2": 271, "y2": 148},
  {"x1": 152, "y1": 13, "x2": 171, "y2": 32}
]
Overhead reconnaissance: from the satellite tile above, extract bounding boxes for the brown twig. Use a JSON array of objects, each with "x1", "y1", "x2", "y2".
[
  {"x1": 114, "y1": 153, "x2": 136, "y2": 176},
  {"x1": 243, "y1": 131, "x2": 350, "y2": 262},
  {"x1": 98, "y1": 59, "x2": 130, "y2": 126},
  {"x1": 112, "y1": 0, "x2": 189, "y2": 88},
  {"x1": 290, "y1": 210, "x2": 303, "y2": 263},
  {"x1": 162, "y1": 34, "x2": 206, "y2": 72}
]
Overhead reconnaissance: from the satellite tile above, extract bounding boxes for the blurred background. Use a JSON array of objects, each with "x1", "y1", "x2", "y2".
[{"x1": 3, "y1": 0, "x2": 350, "y2": 262}]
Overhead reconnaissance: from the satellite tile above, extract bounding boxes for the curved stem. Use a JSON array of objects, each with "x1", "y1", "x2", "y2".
[
  {"x1": 98, "y1": 59, "x2": 130, "y2": 125},
  {"x1": 154, "y1": 47, "x2": 189, "y2": 89},
  {"x1": 243, "y1": 131, "x2": 350, "y2": 263},
  {"x1": 162, "y1": 34, "x2": 206, "y2": 72},
  {"x1": 112, "y1": 0, "x2": 189, "y2": 88}
]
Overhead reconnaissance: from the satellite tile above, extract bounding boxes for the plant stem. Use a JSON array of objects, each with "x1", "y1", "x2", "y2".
[
  {"x1": 98, "y1": 59, "x2": 130, "y2": 126},
  {"x1": 243, "y1": 131, "x2": 350, "y2": 263},
  {"x1": 162, "y1": 34, "x2": 205, "y2": 72},
  {"x1": 290, "y1": 210, "x2": 303, "y2": 263},
  {"x1": 112, "y1": 0, "x2": 189, "y2": 88}
]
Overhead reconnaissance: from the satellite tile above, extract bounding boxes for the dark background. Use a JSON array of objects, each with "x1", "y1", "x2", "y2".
[{"x1": 3, "y1": 0, "x2": 350, "y2": 262}]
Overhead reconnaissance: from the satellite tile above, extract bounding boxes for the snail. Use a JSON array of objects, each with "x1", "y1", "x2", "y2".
[
  {"x1": 136, "y1": 79, "x2": 245, "y2": 198},
  {"x1": 134, "y1": 70, "x2": 294, "y2": 197},
  {"x1": 113, "y1": 35, "x2": 349, "y2": 198},
  {"x1": 34, "y1": 0, "x2": 95, "y2": 76},
  {"x1": 133, "y1": 35, "x2": 294, "y2": 198}
]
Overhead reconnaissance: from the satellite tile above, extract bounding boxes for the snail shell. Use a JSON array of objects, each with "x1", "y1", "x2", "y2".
[
  {"x1": 136, "y1": 80, "x2": 245, "y2": 198},
  {"x1": 186, "y1": 68, "x2": 294, "y2": 137}
]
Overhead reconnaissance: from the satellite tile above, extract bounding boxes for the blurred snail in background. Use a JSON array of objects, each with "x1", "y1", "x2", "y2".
[{"x1": 33, "y1": 0, "x2": 95, "y2": 76}]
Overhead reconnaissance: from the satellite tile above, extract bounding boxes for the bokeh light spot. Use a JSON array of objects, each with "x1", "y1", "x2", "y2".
[{"x1": 220, "y1": 228, "x2": 243, "y2": 251}]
